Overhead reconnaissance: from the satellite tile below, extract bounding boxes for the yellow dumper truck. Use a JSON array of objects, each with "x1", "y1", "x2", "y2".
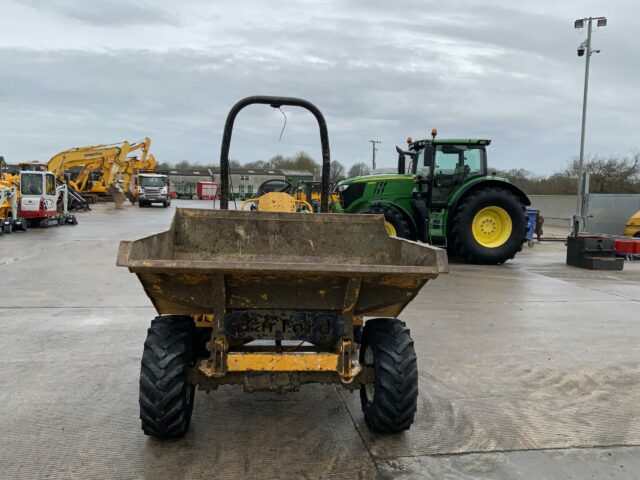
[{"x1": 118, "y1": 97, "x2": 448, "y2": 438}]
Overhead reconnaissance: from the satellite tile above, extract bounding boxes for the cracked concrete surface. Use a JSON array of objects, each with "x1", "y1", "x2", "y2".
[{"x1": 1, "y1": 201, "x2": 639, "y2": 479}]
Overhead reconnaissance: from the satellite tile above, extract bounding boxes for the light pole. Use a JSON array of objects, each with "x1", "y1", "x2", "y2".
[
  {"x1": 573, "y1": 16, "x2": 607, "y2": 234},
  {"x1": 369, "y1": 140, "x2": 381, "y2": 171}
]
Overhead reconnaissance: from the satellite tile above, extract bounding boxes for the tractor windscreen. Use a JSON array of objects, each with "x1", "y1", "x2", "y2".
[
  {"x1": 139, "y1": 176, "x2": 168, "y2": 188},
  {"x1": 434, "y1": 145, "x2": 484, "y2": 176},
  {"x1": 21, "y1": 173, "x2": 43, "y2": 195}
]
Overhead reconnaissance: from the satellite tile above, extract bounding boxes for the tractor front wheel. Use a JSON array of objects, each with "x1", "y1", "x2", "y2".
[
  {"x1": 450, "y1": 187, "x2": 526, "y2": 264},
  {"x1": 139, "y1": 315, "x2": 196, "y2": 439},
  {"x1": 359, "y1": 318, "x2": 418, "y2": 433},
  {"x1": 361, "y1": 206, "x2": 414, "y2": 239}
]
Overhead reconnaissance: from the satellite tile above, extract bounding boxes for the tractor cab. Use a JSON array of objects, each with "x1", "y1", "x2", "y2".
[{"x1": 398, "y1": 133, "x2": 490, "y2": 205}]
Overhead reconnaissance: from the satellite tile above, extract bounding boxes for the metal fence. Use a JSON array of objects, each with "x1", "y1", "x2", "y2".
[
  {"x1": 529, "y1": 194, "x2": 640, "y2": 235},
  {"x1": 587, "y1": 194, "x2": 640, "y2": 235}
]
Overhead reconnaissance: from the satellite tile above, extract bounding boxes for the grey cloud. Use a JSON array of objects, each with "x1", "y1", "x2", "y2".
[
  {"x1": 16, "y1": 0, "x2": 181, "y2": 26},
  {"x1": 1, "y1": 1, "x2": 639, "y2": 175}
]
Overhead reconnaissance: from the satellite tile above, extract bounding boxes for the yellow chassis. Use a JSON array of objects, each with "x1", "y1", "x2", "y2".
[{"x1": 193, "y1": 313, "x2": 365, "y2": 388}]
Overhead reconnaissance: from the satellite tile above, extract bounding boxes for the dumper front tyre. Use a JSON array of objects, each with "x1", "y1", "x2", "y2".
[
  {"x1": 450, "y1": 187, "x2": 526, "y2": 265},
  {"x1": 359, "y1": 318, "x2": 418, "y2": 433},
  {"x1": 139, "y1": 315, "x2": 196, "y2": 439}
]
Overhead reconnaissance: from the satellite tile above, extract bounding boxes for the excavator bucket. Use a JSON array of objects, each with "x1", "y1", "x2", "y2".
[
  {"x1": 109, "y1": 186, "x2": 127, "y2": 209},
  {"x1": 125, "y1": 191, "x2": 137, "y2": 205}
]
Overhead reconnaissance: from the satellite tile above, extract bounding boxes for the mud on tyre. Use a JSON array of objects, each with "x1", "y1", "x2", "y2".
[
  {"x1": 139, "y1": 315, "x2": 196, "y2": 438},
  {"x1": 359, "y1": 318, "x2": 418, "y2": 433}
]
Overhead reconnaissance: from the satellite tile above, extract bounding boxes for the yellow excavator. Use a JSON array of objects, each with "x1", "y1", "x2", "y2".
[
  {"x1": 47, "y1": 138, "x2": 156, "y2": 208},
  {"x1": 120, "y1": 137, "x2": 157, "y2": 204},
  {"x1": 47, "y1": 141, "x2": 133, "y2": 207},
  {"x1": 65, "y1": 138, "x2": 156, "y2": 206},
  {"x1": 67, "y1": 159, "x2": 105, "y2": 195},
  {"x1": 0, "y1": 157, "x2": 26, "y2": 233}
]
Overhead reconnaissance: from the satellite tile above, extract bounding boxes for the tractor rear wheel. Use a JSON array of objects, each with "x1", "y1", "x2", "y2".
[
  {"x1": 450, "y1": 187, "x2": 526, "y2": 264},
  {"x1": 361, "y1": 206, "x2": 413, "y2": 239},
  {"x1": 139, "y1": 315, "x2": 196, "y2": 439},
  {"x1": 359, "y1": 318, "x2": 418, "y2": 433}
]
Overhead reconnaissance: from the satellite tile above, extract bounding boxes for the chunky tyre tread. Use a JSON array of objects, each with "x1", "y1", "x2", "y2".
[
  {"x1": 360, "y1": 318, "x2": 418, "y2": 433},
  {"x1": 450, "y1": 187, "x2": 527, "y2": 265},
  {"x1": 361, "y1": 206, "x2": 414, "y2": 240},
  {"x1": 139, "y1": 315, "x2": 195, "y2": 438}
]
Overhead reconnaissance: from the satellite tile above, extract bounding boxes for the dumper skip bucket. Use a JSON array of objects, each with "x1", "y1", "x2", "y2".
[{"x1": 117, "y1": 208, "x2": 448, "y2": 318}]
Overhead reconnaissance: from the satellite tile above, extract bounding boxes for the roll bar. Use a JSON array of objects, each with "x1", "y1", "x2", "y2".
[{"x1": 218, "y1": 96, "x2": 331, "y2": 212}]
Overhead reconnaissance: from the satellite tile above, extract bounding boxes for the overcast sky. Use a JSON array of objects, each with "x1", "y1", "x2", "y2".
[{"x1": 1, "y1": 0, "x2": 637, "y2": 174}]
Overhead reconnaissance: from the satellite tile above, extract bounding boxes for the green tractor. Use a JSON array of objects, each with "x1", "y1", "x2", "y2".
[{"x1": 332, "y1": 131, "x2": 531, "y2": 264}]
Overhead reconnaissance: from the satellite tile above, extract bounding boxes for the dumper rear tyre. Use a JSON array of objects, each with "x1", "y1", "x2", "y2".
[
  {"x1": 359, "y1": 318, "x2": 418, "y2": 433},
  {"x1": 139, "y1": 315, "x2": 196, "y2": 439},
  {"x1": 450, "y1": 187, "x2": 526, "y2": 265}
]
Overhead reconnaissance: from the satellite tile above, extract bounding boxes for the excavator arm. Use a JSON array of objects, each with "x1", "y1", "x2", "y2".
[
  {"x1": 121, "y1": 138, "x2": 156, "y2": 201},
  {"x1": 46, "y1": 141, "x2": 135, "y2": 207},
  {"x1": 45, "y1": 138, "x2": 156, "y2": 208},
  {"x1": 47, "y1": 143, "x2": 130, "y2": 179}
]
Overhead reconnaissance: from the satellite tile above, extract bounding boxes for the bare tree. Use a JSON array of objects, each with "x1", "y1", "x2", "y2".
[
  {"x1": 243, "y1": 160, "x2": 272, "y2": 169},
  {"x1": 174, "y1": 160, "x2": 204, "y2": 172},
  {"x1": 330, "y1": 160, "x2": 346, "y2": 184},
  {"x1": 496, "y1": 153, "x2": 640, "y2": 195},
  {"x1": 567, "y1": 153, "x2": 640, "y2": 193},
  {"x1": 348, "y1": 162, "x2": 371, "y2": 178}
]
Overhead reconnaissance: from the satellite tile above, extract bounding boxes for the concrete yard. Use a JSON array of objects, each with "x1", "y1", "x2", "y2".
[{"x1": 1, "y1": 200, "x2": 639, "y2": 479}]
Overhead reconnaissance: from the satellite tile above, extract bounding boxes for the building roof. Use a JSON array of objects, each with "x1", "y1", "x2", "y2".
[
  {"x1": 279, "y1": 169, "x2": 315, "y2": 176},
  {"x1": 164, "y1": 167, "x2": 313, "y2": 176}
]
